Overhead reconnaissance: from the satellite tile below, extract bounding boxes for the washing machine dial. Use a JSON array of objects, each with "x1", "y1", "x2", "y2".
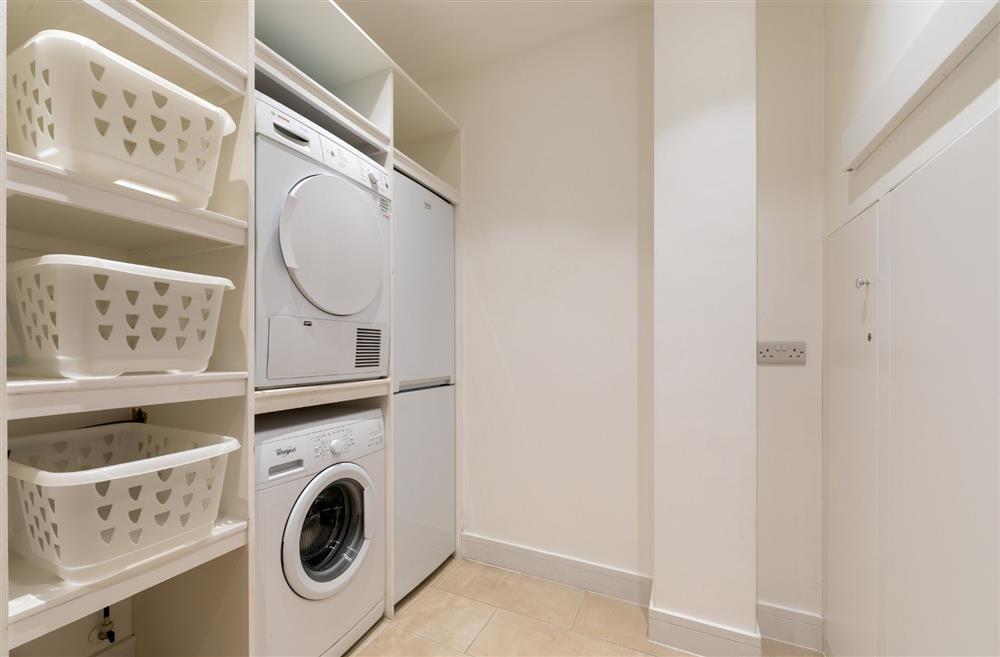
[{"x1": 329, "y1": 438, "x2": 346, "y2": 455}]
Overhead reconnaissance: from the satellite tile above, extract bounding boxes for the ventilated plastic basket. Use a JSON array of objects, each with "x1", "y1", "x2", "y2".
[
  {"x1": 8, "y1": 255, "x2": 235, "y2": 379},
  {"x1": 8, "y1": 422, "x2": 239, "y2": 584},
  {"x1": 7, "y1": 30, "x2": 236, "y2": 209}
]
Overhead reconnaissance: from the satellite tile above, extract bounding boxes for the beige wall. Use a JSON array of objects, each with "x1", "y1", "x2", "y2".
[
  {"x1": 424, "y1": 8, "x2": 654, "y2": 577},
  {"x1": 756, "y1": 0, "x2": 824, "y2": 621}
]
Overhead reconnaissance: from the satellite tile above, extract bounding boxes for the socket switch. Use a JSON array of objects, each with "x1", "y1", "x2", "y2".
[{"x1": 758, "y1": 341, "x2": 806, "y2": 364}]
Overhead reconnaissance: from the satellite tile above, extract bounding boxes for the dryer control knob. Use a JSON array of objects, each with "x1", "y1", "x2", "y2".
[
  {"x1": 329, "y1": 439, "x2": 346, "y2": 455},
  {"x1": 367, "y1": 170, "x2": 378, "y2": 185}
]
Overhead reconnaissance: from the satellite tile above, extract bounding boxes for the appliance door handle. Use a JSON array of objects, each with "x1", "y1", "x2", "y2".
[
  {"x1": 273, "y1": 121, "x2": 312, "y2": 147},
  {"x1": 278, "y1": 194, "x2": 299, "y2": 270}
]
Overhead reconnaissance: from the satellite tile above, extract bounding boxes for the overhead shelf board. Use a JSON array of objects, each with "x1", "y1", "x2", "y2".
[
  {"x1": 254, "y1": 378, "x2": 390, "y2": 415},
  {"x1": 393, "y1": 68, "x2": 460, "y2": 146},
  {"x1": 255, "y1": 40, "x2": 391, "y2": 153},
  {"x1": 255, "y1": 0, "x2": 393, "y2": 90},
  {"x1": 394, "y1": 149, "x2": 459, "y2": 204},
  {"x1": 6, "y1": 154, "x2": 248, "y2": 251},
  {"x1": 7, "y1": 0, "x2": 247, "y2": 104}
]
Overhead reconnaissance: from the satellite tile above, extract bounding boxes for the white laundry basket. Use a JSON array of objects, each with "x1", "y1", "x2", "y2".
[
  {"x1": 8, "y1": 255, "x2": 235, "y2": 378},
  {"x1": 7, "y1": 30, "x2": 236, "y2": 209},
  {"x1": 8, "y1": 422, "x2": 239, "y2": 584}
]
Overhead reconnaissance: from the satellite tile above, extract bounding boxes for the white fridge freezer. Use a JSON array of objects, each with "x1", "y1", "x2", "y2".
[
  {"x1": 392, "y1": 171, "x2": 455, "y2": 389},
  {"x1": 393, "y1": 384, "x2": 456, "y2": 603},
  {"x1": 392, "y1": 170, "x2": 457, "y2": 602}
]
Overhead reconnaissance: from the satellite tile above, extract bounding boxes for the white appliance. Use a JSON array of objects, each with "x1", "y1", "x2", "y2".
[
  {"x1": 254, "y1": 406, "x2": 385, "y2": 657},
  {"x1": 392, "y1": 170, "x2": 456, "y2": 603},
  {"x1": 255, "y1": 92, "x2": 390, "y2": 389}
]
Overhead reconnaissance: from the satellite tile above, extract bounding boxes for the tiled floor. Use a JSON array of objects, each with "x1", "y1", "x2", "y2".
[{"x1": 348, "y1": 558, "x2": 822, "y2": 657}]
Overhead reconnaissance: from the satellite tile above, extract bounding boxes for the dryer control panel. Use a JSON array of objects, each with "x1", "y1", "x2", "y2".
[
  {"x1": 255, "y1": 92, "x2": 390, "y2": 199},
  {"x1": 256, "y1": 417, "x2": 384, "y2": 488}
]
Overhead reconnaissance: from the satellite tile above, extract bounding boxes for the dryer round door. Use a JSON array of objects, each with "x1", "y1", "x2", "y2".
[
  {"x1": 278, "y1": 174, "x2": 384, "y2": 316},
  {"x1": 282, "y1": 462, "x2": 373, "y2": 600}
]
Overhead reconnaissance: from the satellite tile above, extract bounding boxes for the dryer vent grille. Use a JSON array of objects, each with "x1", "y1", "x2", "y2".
[{"x1": 355, "y1": 328, "x2": 381, "y2": 368}]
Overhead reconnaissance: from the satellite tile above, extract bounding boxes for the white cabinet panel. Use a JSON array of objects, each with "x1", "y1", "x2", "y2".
[
  {"x1": 392, "y1": 171, "x2": 455, "y2": 388},
  {"x1": 393, "y1": 385, "x2": 456, "y2": 602},
  {"x1": 823, "y1": 205, "x2": 878, "y2": 657},
  {"x1": 877, "y1": 112, "x2": 999, "y2": 657}
]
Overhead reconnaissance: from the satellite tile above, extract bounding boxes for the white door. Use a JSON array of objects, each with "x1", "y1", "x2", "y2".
[
  {"x1": 392, "y1": 171, "x2": 455, "y2": 388},
  {"x1": 393, "y1": 385, "x2": 456, "y2": 602},
  {"x1": 823, "y1": 205, "x2": 878, "y2": 657},
  {"x1": 877, "y1": 112, "x2": 999, "y2": 657}
]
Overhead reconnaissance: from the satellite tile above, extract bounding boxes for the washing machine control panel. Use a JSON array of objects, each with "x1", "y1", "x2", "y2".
[{"x1": 256, "y1": 418, "x2": 384, "y2": 486}]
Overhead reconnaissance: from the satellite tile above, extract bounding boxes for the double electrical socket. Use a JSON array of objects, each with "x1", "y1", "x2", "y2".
[{"x1": 758, "y1": 341, "x2": 806, "y2": 364}]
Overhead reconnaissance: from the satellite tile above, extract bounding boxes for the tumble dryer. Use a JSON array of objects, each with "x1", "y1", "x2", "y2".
[{"x1": 255, "y1": 92, "x2": 390, "y2": 389}]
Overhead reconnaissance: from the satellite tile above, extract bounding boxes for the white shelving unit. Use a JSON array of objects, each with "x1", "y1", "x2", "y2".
[
  {"x1": 7, "y1": 0, "x2": 247, "y2": 105},
  {"x1": 7, "y1": 518, "x2": 247, "y2": 650},
  {"x1": 394, "y1": 149, "x2": 460, "y2": 205},
  {"x1": 1, "y1": 1, "x2": 460, "y2": 654},
  {"x1": 393, "y1": 68, "x2": 460, "y2": 146},
  {"x1": 7, "y1": 372, "x2": 248, "y2": 420},
  {"x1": 254, "y1": 40, "x2": 391, "y2": 151},
  {"x1": 254, "y1": 378, "x2": 391, "y2": 416},
  {"x1": 3, "y1": 0, "x2": 256, "y2": 654},
  {"x1": 7, "y1": 154, "x2": 248, "y2": 251},
  {"x1": 254, "y1": 0, "x2": 393, "y2": 137}
]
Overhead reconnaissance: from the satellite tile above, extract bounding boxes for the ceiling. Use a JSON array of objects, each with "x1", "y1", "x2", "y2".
[{"x1": 338, "y1": 0, "x2": 647, "y2": 83}]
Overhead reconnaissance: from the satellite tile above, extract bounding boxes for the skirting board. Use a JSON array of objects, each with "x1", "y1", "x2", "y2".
[
  {"x1": 460, "y1": 532, "x2": 651, "y2": 605},
  {"x1": 648, "y1": 607, "x2": 762, "y2": 657},
  {"x1": 756, "y1": 602, "x2": 823, "y2": 653}
]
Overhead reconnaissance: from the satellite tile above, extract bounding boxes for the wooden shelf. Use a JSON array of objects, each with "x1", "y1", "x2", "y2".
[
  {"x1": 7, "y1": 371, "x2": 248, "y2": 420},
  {"x1": 255, "y1": 40, "x2": 391, "y2": 152},
  {"x1": 6, "y1": 154, "x2": 248, "y2": 254},
  {"x1": 8, "y1": 517, "x2": 247, "y2": 649},
  {"x1": 394, "y1": 149, "x2": 460, "y2": 204},
  {"x1": 254, "y1": 378, "x2": 391, "y2": 415},
  {"x1": 393, "y1": 68, "x2": 460, "y2": 147},
  {"x1": 7, "y1": 0, "x2": 247, "y2": 105}
]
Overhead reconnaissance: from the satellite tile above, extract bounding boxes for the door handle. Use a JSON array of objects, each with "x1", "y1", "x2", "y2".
[{"x1": 855, "y1": 277, "x2": 871, "y2": 288}]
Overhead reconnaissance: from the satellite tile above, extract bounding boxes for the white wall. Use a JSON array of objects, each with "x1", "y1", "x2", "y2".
[
  {"x1": 423, "y1": 8, "x2": 654, "y2": 579},
  {"x1": 651, "y1": 2, "x2": 759, "y2": 655},
  {"x1": 755, "y1": 0, "x2": 824, "y2": 640}
]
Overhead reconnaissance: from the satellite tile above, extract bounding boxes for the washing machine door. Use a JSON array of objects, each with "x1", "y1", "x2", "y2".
[
  {"x1": 278, "y1": 174, "x2": 384, "y2": 316},
  {"x1": 282, "y1": 462, "x2": 373, "y2": 600}
]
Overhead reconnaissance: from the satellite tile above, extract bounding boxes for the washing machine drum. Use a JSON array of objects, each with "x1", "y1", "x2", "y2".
[
  {"x1": 278, "y1": 174, "x2": 384, "y2": 316},
  {"x1": 282, "y1": 463, "x2": 373, "y2": 600}
]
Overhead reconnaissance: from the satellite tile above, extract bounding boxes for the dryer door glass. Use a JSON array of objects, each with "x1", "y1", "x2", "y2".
[
  {"x1": 279, "y1": 174, "x2": 384, "y2": 316},
  {"x1": 299, "y1": 479, "x2": 365, "y2": 582}
]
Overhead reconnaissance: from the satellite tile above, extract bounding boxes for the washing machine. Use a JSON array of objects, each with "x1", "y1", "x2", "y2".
[
  {"x1": 255, "y1": 92, "x2": 390, "y2": 389},
  {"x1": 254, "y1": 406, "x2": 385, "y2": 657}
]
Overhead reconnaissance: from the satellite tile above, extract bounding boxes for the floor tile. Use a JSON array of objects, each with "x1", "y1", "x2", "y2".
[
  {"x1": 469, "y1": 609, "x2": 649, "y2": 657},
  {"x1": 355, "y1": 624, "x2": 465, "y2": 657},
  {"x1": 468, "y1": 609, "x2": 584, "y2": 656},
  {"x1": 571, "y1": 632, "x2": 650, "y2": 657},
  {"x1": 572, "y1": 592, "x2": 684, "y2": 657},
  {"x1": 761, "y1": 638, "x2": 823, "y2": 657},
  {"x1": 433, "y1": 558, "x2": 584, "y2": 628},
  {"x1": 392, "y1": 587, "x2": 497, "y2": 651}
]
